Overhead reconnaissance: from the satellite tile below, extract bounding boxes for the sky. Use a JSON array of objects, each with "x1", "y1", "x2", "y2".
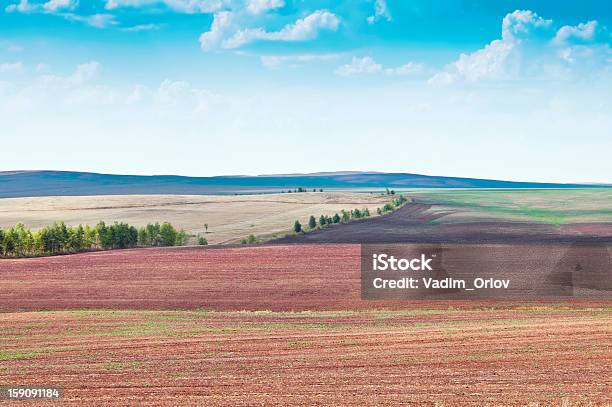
[{"x1": 0, "y1": 0, "x2": 611, "y2": 183}]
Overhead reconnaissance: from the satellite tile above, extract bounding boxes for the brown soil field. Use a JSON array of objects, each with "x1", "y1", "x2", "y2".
[
  {"x1": 273, "y1": 202, "x2": 612, "y2": 244},
  {"x1": 1, "y1": 308, "x2": 610, "y2": 406},
  {"x1": 0, "y1": 192, "x2": 390, "y2": 244}
]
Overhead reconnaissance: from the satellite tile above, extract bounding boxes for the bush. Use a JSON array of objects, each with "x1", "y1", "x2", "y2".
[{"x1": 197, "y1": 236, "x2": 208, "y2": 245}]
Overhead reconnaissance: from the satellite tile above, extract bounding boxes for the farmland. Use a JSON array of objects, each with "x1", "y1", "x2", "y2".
[
  {"x1": 1, "y1": 189, "x2": 611, "y2": 405},
  {"x1": 412, "y1": 188, "x2": 612, "y2": 225},
  {"x1": 0, "y1": 192, "x2": 390, "y2": 244},
  {"x1": 276, "y1": 189, "x2": 612, "y2": 244},
  {"x1": 1, "y1": 307, "x2": 610, "y2": 406}
]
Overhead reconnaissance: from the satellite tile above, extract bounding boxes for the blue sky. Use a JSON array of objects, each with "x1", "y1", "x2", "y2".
[{"x1": 0, "y1": 0, "x2": 611, "y2": 182}]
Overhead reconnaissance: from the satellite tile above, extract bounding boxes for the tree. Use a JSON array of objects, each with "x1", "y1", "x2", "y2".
[
  {"x1": 198, "y1": 236, "x2": 208, "y2": 245},
  {"x1": 319, "y1": 188, "x2": 323, "y2": 192},
  {"x1": 308, "y1": 215, "x2": 317, "y2": 229},
  {"x1": 247, "y1": 234, "x2": 257, "y2": 244},
  {"x1": 352, "y1": 209, "x2": 362, "y2": 219},
  {"x1": 160, "y1": 222, "x2": 178, "y2": 246},
  {"x1": 385, "y1": 187, "x2": 390, "y2": 195},
  {"x1": 293, "y1": 220, "x2": 302, "y2": 233},
  {"x1": 341, "y1": 210, "x2": 350, "y2": 223},
  {"x1": 319, "y1": 215, "x2": 327, "y2": 226},
  {"x1": 364, "y1": 208, "x2": 370, "y2": 217},
  {"x1": 332, "y1": 213, "x2": 340, "y2": 224}
]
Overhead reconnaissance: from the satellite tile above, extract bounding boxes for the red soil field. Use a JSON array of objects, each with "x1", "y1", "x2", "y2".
[
  {"x1": 0, "y1": 244, "x2": 609, "y2": 311},
  {"x1": 1, "y1": 308, "x2": 610, "y2": 406},
  {"x1": 1, "y1": 245, "x2": 610, "y2": 405}
]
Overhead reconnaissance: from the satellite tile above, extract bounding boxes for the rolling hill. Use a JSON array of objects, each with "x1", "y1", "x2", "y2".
[{"x1": 0, "y1": 170, "x2": 603, "y2": 198}]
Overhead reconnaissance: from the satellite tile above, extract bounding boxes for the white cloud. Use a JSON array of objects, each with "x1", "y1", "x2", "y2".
[
  {"x1": 246, "y1": 0, "x2": 283, "y2": 15},
  {"x1": 367, "y1": 0, "x2": 391, "y2": 24},
  {"x1": 384, "y1": 62, "x2": 423, "y2": 76},
  {"x1": 429, "y1": 10, "x2": 610, "y2": 85},
  {"x1": 121, "y1": 23, "x2": 161, "y2": 32},
  {"x1": 0, "y1": 62, "x2": 24, "y2": 73},
  {"x1": 225, "y1": 10, "x2": 339, "y2": 48},
  {"x1": 43, "y1": 0, "x2": 77, "y2": 12},
  {"x1": 428, "y1": 39, "x2": 514, "y2": 85},
  {"x1": 335, "y1": 56, "x2": 422, "y2": 77},
  {"x1": 201, "y1": 9, "x2": 340, "y2": 51},
  {"x1": 501, "y1": 9, "x2": 552, "y2": 41},
  {"x1": 5, "y1": 0, "x2": 35, "y2": 12},
  {"x1": 260, "y1": 53, "x2": 339, "y2": 69},
  {"x1": 39, "y1": 61, "x2": 100, "y2": 86},
  {"x1": 553, "y1": 21, "x2": 598, "y2": 45},
  {"x1": 6, "y1": 0, "x2": 77, "y2": 13},
  {"x1": 335, "y1": 56, "x2": 382, "y2": 76},
  {"x1": 199, "y1": 11, "x2": 234, "y2": 51},
  {"x1": 5, "y1": 0, "x2": 114, "y2": 29},
  {"x1": 105, "y1": 0, "x2": 227, "y2": 13},
  {"x1": 63, "y1": 13, "x2": 117, "y2": 28}
]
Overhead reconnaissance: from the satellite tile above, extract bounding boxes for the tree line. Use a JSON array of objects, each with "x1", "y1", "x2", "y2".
[
  {"x1": 292, "y1": 194, "x2": 409, "y2": 234},
  {"x1": 0, "y1": 221, "x2": 188, "y2": 258}
]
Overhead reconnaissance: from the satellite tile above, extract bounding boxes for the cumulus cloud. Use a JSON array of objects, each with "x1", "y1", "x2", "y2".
[
  {"x1": 501, "y1": 9, "x2": 552, "y2": 41},
  {"x1": 553, "y1": 21, "x2": 599, "y2": 45},
  {"x1": 429, "y1": 9, "x2": 610, "y2": 85},
  {"x1": 367, "y1": 0, "x2": 391, "y2": 24},
  {"x1": 246, "y1": 0, "x2": 283, "y2": 15},
  {"x1": 199, "y1": 11, "x2": 234, "y2": 51},
  {"x1": 335, "y1": 56, "x2": 422, "y2": 77},
  {"x1": 200, "y1": 10, "x2": 340, "y2": 51}
]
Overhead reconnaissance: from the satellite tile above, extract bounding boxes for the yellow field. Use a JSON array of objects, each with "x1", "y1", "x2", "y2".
[{"x1": 0, "y1": 192, "x2": 390, "y2": 244}]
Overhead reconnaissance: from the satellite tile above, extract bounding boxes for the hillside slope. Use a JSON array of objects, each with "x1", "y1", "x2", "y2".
[{"x1": 0, "y1": 171, "x2": 600, "y2": 198}]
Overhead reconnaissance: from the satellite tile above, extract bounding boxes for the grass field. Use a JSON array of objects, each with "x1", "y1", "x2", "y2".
[
  {"x1": 412, "y1": 188, "x2": 612, "y2": 225},
  {"x1": 1, "y1": 307, "x2": 609, "y2": 406},
  {"x1": 0, "y1": 192, "x2": 390, "y2": 244}
]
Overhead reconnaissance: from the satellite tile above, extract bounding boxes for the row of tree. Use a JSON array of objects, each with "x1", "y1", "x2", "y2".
[
  {"x1": 281, "y1": 188, "x2": 324, "y2": 193},
  {"x1": 0, "y1": 221, "x2": 188, "y2": 258},
  {"x1": 293, "y1": 207, "x2": 373, "y2": 233},
  {"x1": 292, "y1": 195, "x2": 408, "y2": 234}
]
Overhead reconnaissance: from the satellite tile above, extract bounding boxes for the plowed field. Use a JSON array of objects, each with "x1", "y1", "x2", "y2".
[{"x1": 1, "y1": 308, "x2": 610, "y2": 406}]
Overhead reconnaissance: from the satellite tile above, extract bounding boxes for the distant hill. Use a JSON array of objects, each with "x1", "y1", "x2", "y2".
[{"x1": 0, "y1": 170, "x2": 604, "y2": 198}]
